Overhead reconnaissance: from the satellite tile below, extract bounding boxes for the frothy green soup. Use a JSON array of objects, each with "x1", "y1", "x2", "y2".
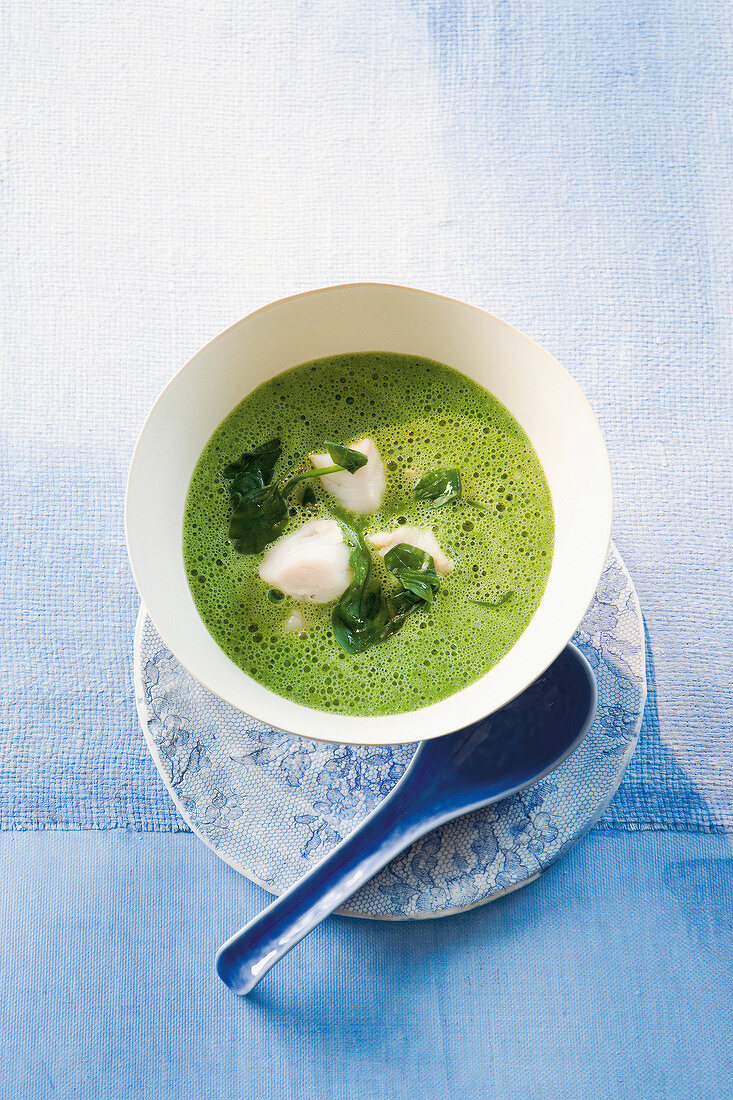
[{"x1": 183, "y1": 353, "x2": 554, "y2": 716}]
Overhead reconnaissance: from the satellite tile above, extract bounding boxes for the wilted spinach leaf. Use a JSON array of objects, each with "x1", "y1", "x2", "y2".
[
  {"x1": 227, "y1": 484, "x2": 288, "y2": 554},
  {"x1": 331, "y1": 525, "x2": 391, "y2": 654},
  {"x1": 281, "y1": 442, "x2": 368, "y2": 496},
  {"x1": 332, "y1": 531, "x2": 440, "y2": 655},
  {"x1": 383, "y1": 543, "x2": 440, "y2": 608},
  {"x1": 221, "y1": 439, "x2": 282, "y2": 504},
  {"x1": 322, "y1": 441, "x2": 368, "y2": 473},
  {"x1": 413, "y1": 468, "x2": 462, "y2": 508},
  {"x1": 221, "y1": 439, "x2": 288, "y2": 553},
  {"x1": 468, "y1": 590, "x2": 513, "y2": 608},
  {"x1": 301, "y1": 485, "x2": 316, "y2": 510},
  {"x1": 222, "y1": 439, "x2": 365, "y2": 555}
]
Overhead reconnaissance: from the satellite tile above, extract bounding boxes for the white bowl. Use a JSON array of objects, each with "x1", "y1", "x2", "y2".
[{"x1": 126, "y1": 283, "x2": 612, "y2": 746}]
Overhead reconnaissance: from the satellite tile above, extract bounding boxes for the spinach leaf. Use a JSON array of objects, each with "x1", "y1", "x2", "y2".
[
  {"x1": 301, "y1": 485, "x2": 316, "y2": 510},
  {"x1": 383, "y1": 543, "x2": 440, "y2": 608},
  {"x1": 468, "y1": 590, "x2": 514, "y2": 608},
  {"x1": 413, "y1": 467, "x2": 488, "y2": 511},
  {"x1": 413, "y1": 468, "x2": 461, "y2": 508},
  {"x1": 332, "y1": 527, "x2": 388, "y2": 654},
  {"x1": 281, "y1": 442, "x2": 367, "y2": 496},
  {"x1": 222, "y1": 439, "x2": 364, "y2": 555},
  {"x1": 332, "y1": 531, "x2": 440, "y2": 655},
  {"x1": 221, "y1": 439, "x2": 282, "y2": 504},
  {"x1": 221, "y1": 439, "x2": 288, "y2": 554},
  {"x1": 228, "y1": 484, "x2": 288, "y2": 554},
  {"x1": 323, "y1": 441, "x2": 368, "y2": 473}
]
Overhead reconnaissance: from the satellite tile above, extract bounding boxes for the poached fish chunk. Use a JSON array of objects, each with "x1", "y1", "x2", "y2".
[
  {"x1": 309, "y1": 438, "x2": 386, "y2": 515},
  {"x1": 258, "y1": 520, "x2": 352, "y2": 603},
  {"x1": 367, "y1": 526, "x2": 454, "y2": 575},
  {"x1": 283, "y1": 610, "x2": 306, "y2": 633}
]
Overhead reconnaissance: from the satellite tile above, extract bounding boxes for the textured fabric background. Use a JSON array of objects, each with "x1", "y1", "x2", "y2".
[
  {"x1": 2, "y1": 0, "x2": 731, "y2": 835},
  {"x1": 0, "y1": 830, "x2": 730, "y2": 1099},
  {"x1": 2, "y1": 5, "x2": 732, "y2": 1099}
]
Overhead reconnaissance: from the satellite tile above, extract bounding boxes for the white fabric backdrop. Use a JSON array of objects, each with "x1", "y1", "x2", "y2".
[{"x1": 2, "y1": 0, "x2": 731, "y2": 827}]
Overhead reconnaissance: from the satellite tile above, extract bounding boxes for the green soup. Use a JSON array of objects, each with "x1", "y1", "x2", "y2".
[{"x1": 183, "y1": 352, "x2": 554, "y2": 716}]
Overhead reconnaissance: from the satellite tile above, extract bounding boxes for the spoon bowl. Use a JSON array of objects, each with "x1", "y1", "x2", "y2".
[{"x1": 216, "y1": 643, "x2": 596, "y2": 994}]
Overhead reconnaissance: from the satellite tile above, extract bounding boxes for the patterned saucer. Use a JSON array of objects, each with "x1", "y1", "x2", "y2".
[{"x1": 134, "y1": 542, "x2": 645, "y2": 920}]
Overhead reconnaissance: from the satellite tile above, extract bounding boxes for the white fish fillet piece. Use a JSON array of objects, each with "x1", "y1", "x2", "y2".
[
  {"x1": 283, "y1": 610, "x2": 306, "y2": 633},
  {"x1": 258, "y1": 520, "x2": 352, "y2": 603},
  {"x1": 309, "y1": 438, "x2": 386, "y2": 515},
  {"x1": 367, "y1": 526, "x2": 454, "y2": 575}
]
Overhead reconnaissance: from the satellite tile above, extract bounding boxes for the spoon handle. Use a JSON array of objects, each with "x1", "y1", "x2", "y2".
[
  {"x1": 216, "y1": 645, "x2": 596, "y2": 995},
  {"x1": 216, "y1": 754, "x2": 430, "y2": 995}
]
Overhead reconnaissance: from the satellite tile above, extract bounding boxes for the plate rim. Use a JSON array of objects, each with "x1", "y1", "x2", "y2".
[{"x1": 133, "y1": 539, "x2": 646, "y2": 920}]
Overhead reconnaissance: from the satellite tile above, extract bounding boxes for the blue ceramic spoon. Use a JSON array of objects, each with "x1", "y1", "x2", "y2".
[{"x1": 216, "y1": 643, "x2": 596, "y2": 994}]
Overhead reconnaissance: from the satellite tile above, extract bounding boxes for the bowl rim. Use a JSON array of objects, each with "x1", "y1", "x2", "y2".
[{"x1": 125, "y1": 281, "x2": 613, "y2": 744}]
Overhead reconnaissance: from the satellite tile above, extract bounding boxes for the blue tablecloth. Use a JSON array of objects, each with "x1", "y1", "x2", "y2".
[
  {"x1": 2, "y1": 1, "x2": 731, "y2": 1096},
  {"x1": 3, "y1": 830, "x2": 731, "y2": 1098}
]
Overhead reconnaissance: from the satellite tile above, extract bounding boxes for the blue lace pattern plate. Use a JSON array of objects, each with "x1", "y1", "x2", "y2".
[{"x1": 134, "y1": 542, "x2": 645, "y2": 919}]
